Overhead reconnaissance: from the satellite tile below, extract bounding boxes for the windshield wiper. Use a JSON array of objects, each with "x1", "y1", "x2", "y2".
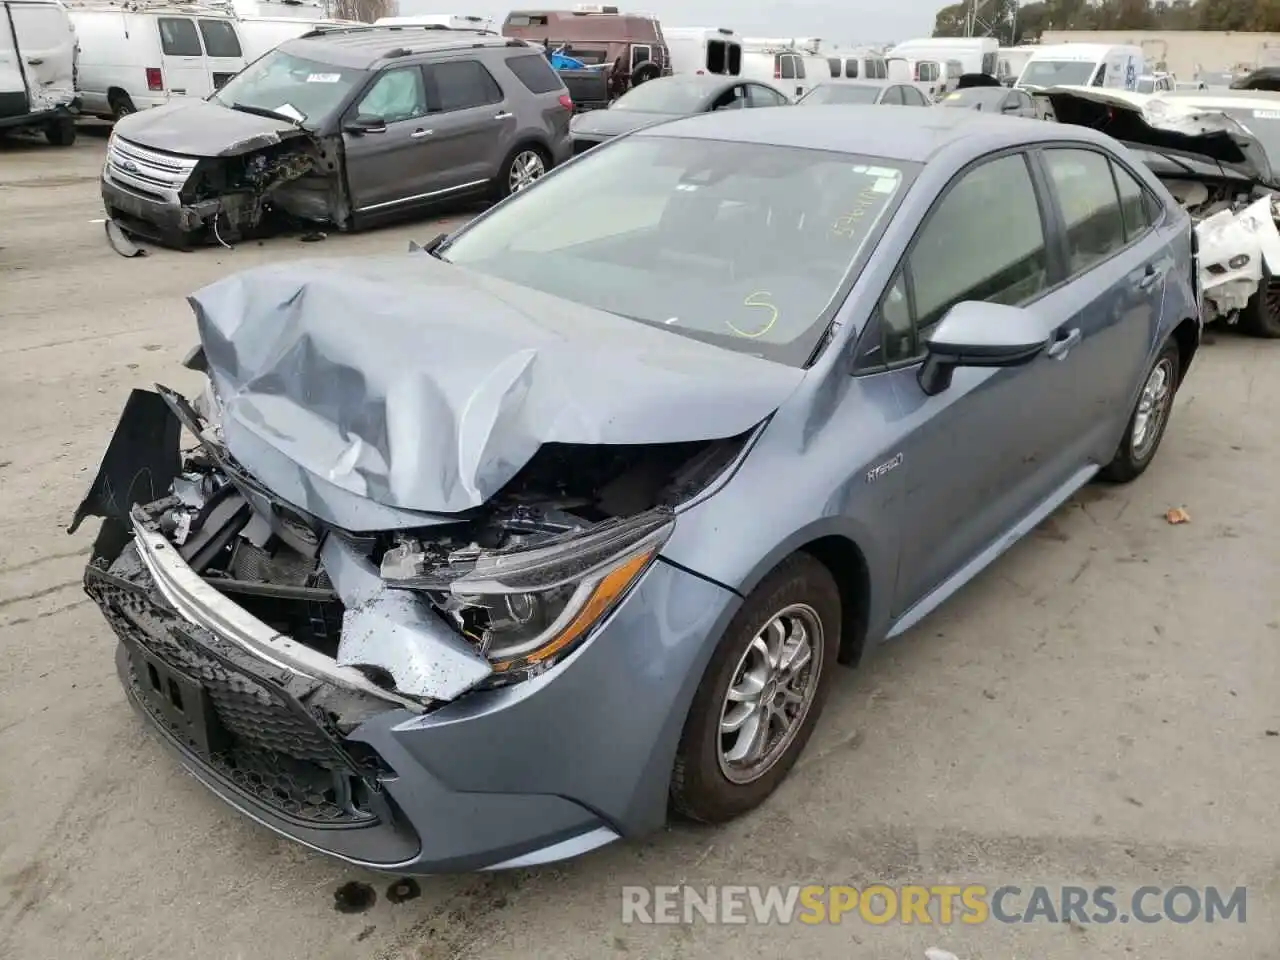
[{"x1": 230, "y1": 102, "x2": 303, "y2": 126}]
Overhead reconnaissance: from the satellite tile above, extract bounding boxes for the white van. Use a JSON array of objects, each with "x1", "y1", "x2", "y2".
[
  {"x1": 663, "y1": 26, "x2": 741, "y2": 76},
  {"x1": 997, "y1": 45, "x2": 1036, "y2": 85},
  {"x1": 236, "y1": 15, "x2": 361, "y2": 62},
  {"x1": 887, "y1": 36, "x2": 997, "y2": 76},
  {"x1": 372, "y1": 14, "x2": 494, "y2": 30},
  {"x1": 1015, "y1": 43, "x2": 1144, "y2": 92},
  {"x1": 67, "y1": 0, "x2": 246, "y2": 121},
  {"x1": 888, "y1": 55, "x2": 962, "y2": 99},
  {"x1": 826, "y1": 48, "x2": 887, "y2": 80},
  {"x1": 740, "y1": 41, "x2": 825, "y2": 99},
  {"x1": 0, "y1": 0, "x2": 78, "y2": 144}
]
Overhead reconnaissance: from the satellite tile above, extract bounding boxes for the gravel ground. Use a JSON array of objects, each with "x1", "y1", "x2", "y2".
[{"x1": 1, "y1": 128, "x2": 1276, "y2": 960}]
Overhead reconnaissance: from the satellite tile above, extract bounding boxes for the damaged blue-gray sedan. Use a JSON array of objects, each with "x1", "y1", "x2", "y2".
[{"x1": 74, "y1": 106, "x2": 1200, "y2": 873}]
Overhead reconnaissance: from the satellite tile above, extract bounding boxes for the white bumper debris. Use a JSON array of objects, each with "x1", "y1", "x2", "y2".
[{"x1": 1196, "y1": 194, "x2": 1280, "y2": 319}]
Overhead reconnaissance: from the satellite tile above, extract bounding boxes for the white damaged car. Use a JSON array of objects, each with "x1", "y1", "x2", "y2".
[{"x1": 1046, "y1": 86, "x2": 1280, "y2": 338}]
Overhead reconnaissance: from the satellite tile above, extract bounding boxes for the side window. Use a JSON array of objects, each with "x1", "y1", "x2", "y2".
[
  {"x1": 631, "y1": 44, "x2": 651, "y2": 70},
  {"x1": 874, "y1": 59, "x2": 887, "y2": 79},
  {"x1": 1043, "y1": 148, "x2": 1128, "y2": 274},
  {"x1": 827, "y1": 57, "x2": 841, "y2": 78},
  {"x1": 425, "y1": 60, "x2": 503, "y2": 113},
  {"x1": 505, "y1": 53, "x2": 563, "y2": 94},
  {"x1": 867, "y1": 153, "x2": 1049, "y2": 367},
  {"x1": 845, "y1": 58, "x2": 858, "y2": 78},
  {"x1": 158, "y1": 17, "x2": 202, "y2": 56},
  {"x1": 355, "y1": 67, "x2": 427, "y2": 123},
  {"x1": 712, "y1": 84, "x2": 747, "y2": 110},
  {"x1": 882, "y1": 85, "x2": 904, "y2": 105},
  {"x1": 746, "y1": 84, "x2": 785, "y2": 107},
  {"x1": 919, "y1": 62, "x2": 938, "y2": 83},
  {"x1": 1112, "y1": 160, "x2": 1156, "y2": 240},
  {"x1": 197, "y1": 20, "x2": 241, "y2": 58},
  {"x1": 778, "y1": 55, "x2": 795, "y2": 80},
  {"x1": 794, "y1": 56, "x2": 806, "y2": 79}
]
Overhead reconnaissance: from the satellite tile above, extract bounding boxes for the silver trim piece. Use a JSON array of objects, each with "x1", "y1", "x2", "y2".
[
  {"x1": 482, "y1": 826, "x2": 621, "y2": 870},
  {"x1": 355, "y1": 178, "x2": 489, "y2": 213},
  {"x1": 129, "y1": 511, "x2": 424, "y2": 711}
]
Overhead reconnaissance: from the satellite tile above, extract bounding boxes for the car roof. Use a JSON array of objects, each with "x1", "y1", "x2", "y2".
[
  {"x1": 638, "y1": 105, "x2": 1110, "y2": 163},
  {"x1": 816, "y1": 78, "x2": 895, "y2": 88},
  {"x1": 280, "y1": 26, "x2": 526, "y2": 70}
]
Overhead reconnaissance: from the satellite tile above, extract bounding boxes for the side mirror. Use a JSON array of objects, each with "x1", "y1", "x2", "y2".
[
  {"x1": 344, "y1": 115, "x2": 387, "y2": 135},
  {"x1": 918, "y1": 301, "x2": 1050, "y2": 396}
]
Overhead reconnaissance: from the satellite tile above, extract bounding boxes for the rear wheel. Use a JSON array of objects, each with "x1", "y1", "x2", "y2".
[
  {"x1": 45, "y1": 116, "x2": 76, "y2": 147},
  {"x1": 670, "y1": 553, "x2": 841, "y2": 823},
  {"x1": 109, "y1": 91, "x2": 136, "y2": 122},
  {"x1": 1098, "y1": 340, "x2": 1180, "y2": 483}
]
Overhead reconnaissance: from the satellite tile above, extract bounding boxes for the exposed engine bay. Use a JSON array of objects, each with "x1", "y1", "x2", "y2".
[{"x1": 78, "y1": 382, "x2": 749, "y2": 707}]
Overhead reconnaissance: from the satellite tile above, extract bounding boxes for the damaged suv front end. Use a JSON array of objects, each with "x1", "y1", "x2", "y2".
[
  {"x1": 72, "y1": 252, "x2": 804, "y2": 872},
  {"x1": 1047, "y1": 86, "x2": 1280, "y2": 337}
]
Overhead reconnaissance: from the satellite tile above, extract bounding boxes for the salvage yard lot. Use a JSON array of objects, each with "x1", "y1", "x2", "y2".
[{"x1": 1, "y1": 130, "x2": 1278, "y2": 960}]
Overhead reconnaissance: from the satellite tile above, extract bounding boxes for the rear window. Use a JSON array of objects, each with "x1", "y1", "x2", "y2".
[
  {"x1": 198, "y1": 19, "x2": 241, "y2": 58},
  {"x1": 506, "y1": 53, "x2": 564, "y2": 94},
  {"x1": 158, "y1": 17, "x2": 202, "y2": 57}
]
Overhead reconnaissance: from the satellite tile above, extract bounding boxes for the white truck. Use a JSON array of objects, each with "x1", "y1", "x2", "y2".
[
  {"x1": 1015, "y1": 42, "x2": 1145, "y2": 92},
  {"x1": 0, "y1": 0, "x2": 79, "y2": 145},
  {"x1": 663, "y1": 26, "x2": 741, "y2": 76}
]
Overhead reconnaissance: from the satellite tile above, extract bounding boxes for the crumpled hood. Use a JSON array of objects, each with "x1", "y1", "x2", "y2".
[
  {"x1": 571, "y1": 108, "x2": 672, "y2": 139},
  {"x1": 188, "y1": 253, "x2": 806, "y2": 522},
  {"x1": 112, "y1": 98, "x2": 305, "y2": 157},
  {"x1": 1044, "y1": 86, "x2": 1275, "y2": 187}
]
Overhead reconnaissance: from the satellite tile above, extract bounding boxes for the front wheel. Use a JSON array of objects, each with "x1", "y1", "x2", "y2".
[
  {"x1": 495, "y1": 146, "x2": 547, "y2": 200},
  {"x1": 1098, "y1": 341, "x2": 1180, "y2": 483},
  {"x1": 670, "y1": 553, "x2": 841, "y2": 824},
  {"x1": 1238, "y1": 274, "x2": 1280, "y2": 338}
]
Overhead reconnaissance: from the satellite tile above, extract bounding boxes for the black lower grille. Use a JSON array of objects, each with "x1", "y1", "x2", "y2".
[{"x1": 88, "y1": 571, "x2": 378, "y2": 826}]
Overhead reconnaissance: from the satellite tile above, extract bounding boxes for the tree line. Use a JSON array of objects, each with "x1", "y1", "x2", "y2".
[{"x1": 933, "y1": 0, "x2": 1280, "y2": 45}]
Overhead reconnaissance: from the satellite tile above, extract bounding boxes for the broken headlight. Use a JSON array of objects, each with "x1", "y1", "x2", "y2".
[{"x1": 380, "y1": 510, "x2": 674, "y2": 676}]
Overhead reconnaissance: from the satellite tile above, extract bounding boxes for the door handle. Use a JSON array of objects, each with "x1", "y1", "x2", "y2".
[
  {"x1": 26, "y1": 57, "x2": 43, "y2": 65},
  {"x1": 1137, "y1": 263, "x2": 1163, "y2": 290},
  {"x1": 1047, "y1": 327, "x2": 1082, "y2": 360},
  {"x1": 410, "y1": 128, "x2": 433, "y2": 138},
  {"x1": 494, "y1": 111, "x2": 513, "y2": 119}
]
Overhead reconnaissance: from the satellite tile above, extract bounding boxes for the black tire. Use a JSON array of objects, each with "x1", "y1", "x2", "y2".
[
  {"x1": 494, "y1": 144, "x2": 549, "y2": 200},
  {"x1": 109, "y1": 91, "x2": 136, "y2": 122},
  {"x1": 670, "y1": 553, "x2": 841, "y2": 824},
  {"x1": 1098, "y1": 340, "x2": 1180, "y2": 483},
  {"x1": 45, "y1": 116, "x2": 76, "y2": 147},
  {"x1": 1238, "y1": 274, "x2": 1280, "y2": 338},
  {"x1": 630, "y1": 61, "x2": 661, "y2": 85}
]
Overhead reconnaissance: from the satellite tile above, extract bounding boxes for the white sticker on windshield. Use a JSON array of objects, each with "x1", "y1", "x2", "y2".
[
  {"x1": 871, "y1": 177, "x2": 899, "y2": 194},
  {"x1": 863, "y1": 166, "x2": 900, "y2": 178},
  {"x1": 1254, "y1": 109, "x2": 1280, "y2": 119},
  {"x1": 307, "y1": 73, "x2": 341, "y2": 83},
  {"x1": 274, "y1": 103, "x2": 304, "y2": 122}
]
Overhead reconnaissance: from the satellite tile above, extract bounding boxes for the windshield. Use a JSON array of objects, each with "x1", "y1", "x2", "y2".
[
  {"x1": 1221, "y1": 107, "x2": 1280, "y2": 163},
  {"x1": 440, "y1": 137, "x2": 916, "y2": 366},
  {"x1": 1019, "y1": 59, "x2": 1096, "y2": 89},
  {"x1": 800, "y1": 84, "x2": 881, "y2": 105},
  {"x1": 212, "y1": 49, "x2": 365, "y2": 127},
  {"x1": 611, "y1": 78, "x2": 711, "y2": 113}
]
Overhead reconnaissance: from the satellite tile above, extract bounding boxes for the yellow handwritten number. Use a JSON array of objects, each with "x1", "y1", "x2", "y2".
[{"x1": 726, "y1": 291, "x2": 778, "y2": 338}]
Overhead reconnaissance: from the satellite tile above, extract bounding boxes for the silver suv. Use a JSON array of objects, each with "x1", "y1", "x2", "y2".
[{"x1": 101, "y1": 25, "x2": 574, "y2": 246}]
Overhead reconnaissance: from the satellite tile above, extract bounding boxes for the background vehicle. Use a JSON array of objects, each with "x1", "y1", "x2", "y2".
[
  {"x1": 887, "y1": 36, "x2": 997, "y2": 76},
  {"x1": 1015, "y1": 43, "x2": 1144, "y2": 92},
  {"x1": 68, "y1": 0, "x2": 245, "y2": 121},
  {"x1": 797, "y1": 79, "x2": 929, "y2": 106},
  {"x1": 0, "y1": 0, "x2": 78, "y2": 145},
  {"x1": 996, "y1": 44, "x2": 1036, "y2": 86},
  {"x1": 373, "y1": 13, "x2": 493, "y2": 31},
  {"x1": 236, "y1": 14, "x2": 364, "y2": 62},
  {"x1": 501, "y1": 5, "x2": 669, "y2": 108},
  {"x1": 75, "y1": 106, "x2": 1198, "y2": 875},
  {"x1": 568, "y1": 72, "x2": 786, "y2": 152},
  {"x1": 826, "y1": 47, "x2": 887, "y2": 80},
  {"x1": 1175, "y1": 79, "x2": 1209, "y2": 91},
  {"x1": 662, "y1": 26, "x2": 740, "y2": 76},
  {"x1": 889, "y1": 55, "x2": 962, "y2": 99},
  {"x1": 939, "y1": 85, "x2": 1037, "y2": 116},
  {"x1": 1136, "y1": 71, "x2": 1174, "y2": 93},
  {"x1": 101, "y1": 27, "x2": 572, "y2": 243},
  {"x1": 739, "y1": 39, "x2": 825, "y2": 100}
]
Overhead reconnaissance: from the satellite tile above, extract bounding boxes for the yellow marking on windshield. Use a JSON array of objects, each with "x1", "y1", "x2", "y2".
[
  {"x1": 831, "y1": 187, "x2": 885, "y2": 239},
  {"x1": 726, "y1": 291, "x2": 779, "y2": 338}
]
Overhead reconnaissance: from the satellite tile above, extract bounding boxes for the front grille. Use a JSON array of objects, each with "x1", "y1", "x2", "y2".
[
  {"x1": 106, "y1": 136, "x2": 197, "y2": 195},
  {"x1": 88, "y1": 570, "x2": 380, "y2": 825}
]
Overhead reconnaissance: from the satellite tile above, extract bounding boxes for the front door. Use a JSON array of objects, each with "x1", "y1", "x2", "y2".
[
  {"x1": 853, "y1": 151, "x2": 1085, "y2": 616},
  {"x1": 7, "y1": 0, "x2": 75, "y2": 110},
  {"x1": 343, "y1": 65, "x2": 435, "y2": 216},
  {"x1": 156, "y1": 16, "x2": 206, "y2": 98},
  {"x1": 418, "y1": 59, "x2": 511, "y2": 195}
]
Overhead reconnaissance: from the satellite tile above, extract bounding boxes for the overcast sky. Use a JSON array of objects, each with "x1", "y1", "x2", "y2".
[{"x1": 394, "y1": 0, "x2": 941, "y2": 46}]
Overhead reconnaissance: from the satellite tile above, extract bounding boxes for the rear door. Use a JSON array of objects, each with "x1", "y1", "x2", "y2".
[
  {"x1": 156, "y1": 16, "x2": 205, "y2": 97},
  {"x1": 8, "y1": 0, "x2": 75, "y2": 110},
  {"x1": 196, "y1": 18, "x2": 243, "y2": 93},
  {"x1": 419, "y1": 58, "x2": 509, "y2": 193},
  {"x1": 343, "y1": 65, "x2": 435, "y2": 215},
  {"x1": 1034, "y1": 146, "x2": 1170, "y2": 466}
]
